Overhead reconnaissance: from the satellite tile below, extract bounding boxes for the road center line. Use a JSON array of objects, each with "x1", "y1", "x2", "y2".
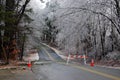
[
  {"x1": 42, "y1": 47, "x2": 55, "y2": 61},
  {"x1": 58, "y1": 62, "x2": 120, "y2": 80}
]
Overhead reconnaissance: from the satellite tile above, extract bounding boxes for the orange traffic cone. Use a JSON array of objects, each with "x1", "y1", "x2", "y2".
[
  {"x1": 90, "y1": 59, "x2": 94, "y2": 67},
  {"x1": 27, "y1": 60, "x2": 32, "y2": 68}
]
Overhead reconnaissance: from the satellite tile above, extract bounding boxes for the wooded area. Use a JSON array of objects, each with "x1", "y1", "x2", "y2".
[
  {"x1": 0, "y1": 0, "x2": 120, "y2": 64},
  {"x1": 0, "y1": 0, "x2": 32, "y2": 64},
  {"x1": 38, "y1": 0, "x2": 120, "y2": 61}
]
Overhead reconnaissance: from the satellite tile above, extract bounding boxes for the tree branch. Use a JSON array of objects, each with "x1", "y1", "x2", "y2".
[
  {"x1": 59, "y1": 7, "x2": 120, "y2": 34},
  {"x1": 15, "y1": 0, "x2": 30, "y2": 25}
]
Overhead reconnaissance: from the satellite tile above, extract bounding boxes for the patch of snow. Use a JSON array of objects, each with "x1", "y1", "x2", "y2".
[{"x1": 23, "y1": 53, "x2": 39, "y2": 61}]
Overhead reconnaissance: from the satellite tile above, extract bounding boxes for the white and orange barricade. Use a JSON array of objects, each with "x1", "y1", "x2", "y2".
[
  {"x1": 66, "y1": 54, "x2": 88, "y2": 59},
  {"x1": 66, "y1": 54, "x2": 88, "y2": 64}
]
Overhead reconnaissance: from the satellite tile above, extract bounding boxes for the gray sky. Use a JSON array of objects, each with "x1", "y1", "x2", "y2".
[{"x1": 29, "y1": 0, "x2": 51, "y2": 11}]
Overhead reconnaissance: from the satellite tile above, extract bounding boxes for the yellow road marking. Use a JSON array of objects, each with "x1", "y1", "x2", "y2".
[
  {"x1": 58, "y1": 62, "x2": 120, "y2": 80},
  {"x1": 42, "y1": 47, "x2": 55, "y2": 61}
]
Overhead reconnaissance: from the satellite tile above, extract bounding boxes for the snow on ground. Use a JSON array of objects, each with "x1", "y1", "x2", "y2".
[{"x1": 23, "y1": 52, "x2": 39, "y2": 61}]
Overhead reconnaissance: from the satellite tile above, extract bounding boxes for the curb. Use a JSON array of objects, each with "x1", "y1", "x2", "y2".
[
  {"x1": 0, "y1": 66, "x2": 27, "y2": 70},
  {"x1": 94, "y1": 64, "x2": 120, "y2": 70},
  {"x1": 84, "y1": 63, "x2": 120, "y2": 70},
  {"x1": 0, "y1": 66, "x2": 17, "y2": 70},
  {"x1": 0, "y1": 62, "x2": 28, "y2": 70}
]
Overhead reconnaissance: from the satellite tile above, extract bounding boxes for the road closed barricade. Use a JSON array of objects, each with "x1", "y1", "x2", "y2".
[
  {"x1": 66, "y1": 54, "x2": 88, "y2": 59},
  {"x1": 66, "y1": 54, "x2": 88, "y2": 65}
]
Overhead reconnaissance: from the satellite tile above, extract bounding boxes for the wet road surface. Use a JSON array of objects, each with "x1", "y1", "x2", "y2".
[
  {"x1": 32, "y1": 62, "x2": 120, "y2": 80},
  {"x1": 38, "y1": 43, "x2": 63, "y2": 61},
  {"x1": 32, "y1": 43, "x2": 120, "y2": 80}
]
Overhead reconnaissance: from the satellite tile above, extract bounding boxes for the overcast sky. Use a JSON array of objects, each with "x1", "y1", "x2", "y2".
[{"x1": 29, "y1": 0, "x2": 51, "y2": 11}]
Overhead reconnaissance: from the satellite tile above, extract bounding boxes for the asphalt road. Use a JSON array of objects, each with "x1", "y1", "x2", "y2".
[
  {"x1": 38, "y1": 43, "x2": 63, "y2": 61},
  {"x1": 33, "y1": 43, "x2": 120, "y2": 80}
]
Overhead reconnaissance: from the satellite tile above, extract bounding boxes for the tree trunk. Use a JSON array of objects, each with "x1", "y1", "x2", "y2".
[
  {"x1": 114, "y1": 0, "x2": 120, "y2": 33},
  {"x1": 20, "y1": 33, "x2": 26, "y2": 61},
  {"x1": 4, "y1": 0, "x2": 15, "y2": 64}
]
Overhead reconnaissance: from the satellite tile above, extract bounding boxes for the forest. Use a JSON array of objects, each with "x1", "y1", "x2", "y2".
[
  {"x1": 0, "y1": 0, "x2": 120, "y2": 64},
  {"x1": 0, "y1": 0, "x2": 33, "y2": 64}
]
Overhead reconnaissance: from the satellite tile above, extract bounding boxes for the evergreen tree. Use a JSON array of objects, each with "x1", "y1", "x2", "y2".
[{"x1": 0, "y1": 0, "x2": 32, "y2": 64}]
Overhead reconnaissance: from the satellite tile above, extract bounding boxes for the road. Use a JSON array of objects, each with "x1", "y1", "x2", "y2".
[
  {"x1": 32, "y1": 43, "x2": 120, "y2": 80},
  {"x1": 38, "y1": 43, "x2": 63, "y2": 62}
]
